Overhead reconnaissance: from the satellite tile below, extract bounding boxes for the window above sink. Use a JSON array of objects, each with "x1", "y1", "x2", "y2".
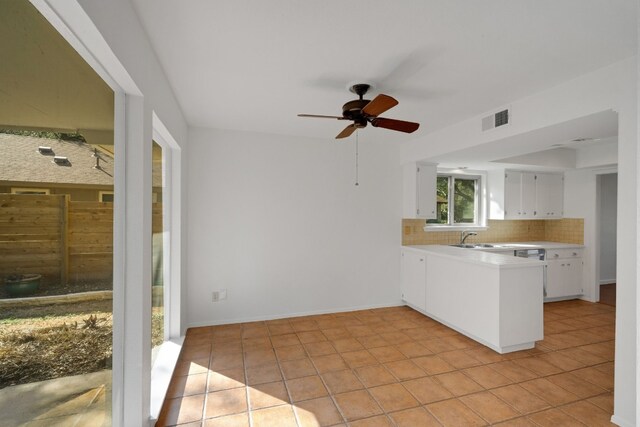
[{"x1": 424, "y1": 169, "x2": 488, "y2": 231}]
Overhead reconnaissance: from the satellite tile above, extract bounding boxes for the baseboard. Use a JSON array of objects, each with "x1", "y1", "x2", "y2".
[
  {"x1": 600, "y1": 279, "x2": 616, "y2": 285},
  {"x1": 610, "y1": 414, "x2": 634, "y2": 427},
  {"x1": 187, "y1": 300, "x2": 405, "y2": 328}
]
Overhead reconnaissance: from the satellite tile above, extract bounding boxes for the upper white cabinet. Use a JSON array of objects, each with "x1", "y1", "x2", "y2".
[
  {"x1": 490, "y1": 170, "x2": 563, "y2": 220},
  {"x1": 403, "y1": 162, "x2": 437, "y2": 219},
  {"x1": 504, "y1": 171, "x2": 536, "y2": 219},
  {"x1": 535, "y1": 173, "x2": 564, "y2": 218}
]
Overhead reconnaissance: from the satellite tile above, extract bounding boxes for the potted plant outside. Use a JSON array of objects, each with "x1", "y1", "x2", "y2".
[{"x1": 4, "y1": 274, "x2": 41, "y2": 297}]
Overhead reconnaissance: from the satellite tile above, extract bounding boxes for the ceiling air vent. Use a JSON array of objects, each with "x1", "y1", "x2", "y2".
[
  {"x1": 53, "y1": 156, "x2": 71, "y2": 166},
  {"x1": 38, "y1": 146, "x2": 54, "y2": 155},
  {"x1": 482, "y1": 108, "x2": 510, "y2": 131}
]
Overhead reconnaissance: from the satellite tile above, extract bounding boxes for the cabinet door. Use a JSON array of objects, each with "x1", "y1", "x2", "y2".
[
  {"x1": 416, "y1": 164, "x2": 437, "y2": 219},
  {"x1": 520, "y1": 173, "x2": 536, "y2": 218},
  {"x1": 545, "y1": 259, "x2": 563, "y2": 298},
  {"x1": 504, "y1": 172, "x2": 522, "y2": 219},
  {"x1": 546, "y1": 174, "x2": 564, "y2": 218},
  {"x1": 536, "y1": 173, "x2": 564, "y2": 218},
  {"x1": 564, "y1": 260, "x2": 583, "y2": 295},
  {"x1": 546, "y1": 259, "x2": 583, "y2": 298},
  {"x1": 401, "y1": 251, "x2": 426, "y2": 311}
]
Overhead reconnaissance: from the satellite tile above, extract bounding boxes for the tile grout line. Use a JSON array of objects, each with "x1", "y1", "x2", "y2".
[
  {"x1": 271, "y1": 319, "x2": 303, "y2": 427},
  {"x1": 240, "y1": 327, "x2": 255, "y2": 427},
  {"x1": 200, "y1": 334, "x2": 215, "y2": 424}
]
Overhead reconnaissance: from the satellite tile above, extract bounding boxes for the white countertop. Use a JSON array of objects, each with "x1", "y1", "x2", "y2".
[
  {"x1": 484, "y1": 241, "x2": 584, "y2": 250},
  {"x1": 403, "y1": 245, "x2": 545, "y2": 269}
]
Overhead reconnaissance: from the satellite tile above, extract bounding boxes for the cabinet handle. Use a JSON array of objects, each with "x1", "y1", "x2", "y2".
[
  {"x1": 419, "y1": 258, "x2": 424, "y2": 262},
  {"x1": 572, "y1": 252, "x2": 577, "y2": 256}
]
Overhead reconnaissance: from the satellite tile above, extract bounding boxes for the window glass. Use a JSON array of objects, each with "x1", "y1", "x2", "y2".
[
  {"x1": 151, "y1": 141, "x2": 165, "y2": 363},
  {"x1": 434, "y1": 176, "x2": 449, "y2": 224},
  {"x1": 428, "y1": 174, "x2": 480, "y2": 226},
  {"x1": 453, "y1": 178, "x2": 476, "y2": 224}
]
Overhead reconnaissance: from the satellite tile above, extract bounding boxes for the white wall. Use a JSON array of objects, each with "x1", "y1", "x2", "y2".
[
  {"x1": 599, "y1": 173, "x2": 617, "y2": 284},
  {"x1": 187, "y1": 128, "x2": 402, "y2": 326},
  {"x1": 401, "y1": 57, "x2": 637, "y2": 426}
]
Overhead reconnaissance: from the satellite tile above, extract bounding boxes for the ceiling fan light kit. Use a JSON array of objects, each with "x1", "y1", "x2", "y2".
[{"x1": 298, "y1": 83, "x2": 420, "y2": 139}]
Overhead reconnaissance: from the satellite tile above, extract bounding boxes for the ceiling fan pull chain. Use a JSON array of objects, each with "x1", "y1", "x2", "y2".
[{"x1": 355, "y1": 130, "x2": 359, "y2": 186}]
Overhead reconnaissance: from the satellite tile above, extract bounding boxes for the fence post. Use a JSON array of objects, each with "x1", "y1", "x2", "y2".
[{"x1": 60, "y1": 194, "x2": 69, "y2": 284}]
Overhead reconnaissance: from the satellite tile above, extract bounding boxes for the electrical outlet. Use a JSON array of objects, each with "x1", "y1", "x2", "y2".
[{"x1": 212, "y1": 289, "x2": 228, "y2": 302}]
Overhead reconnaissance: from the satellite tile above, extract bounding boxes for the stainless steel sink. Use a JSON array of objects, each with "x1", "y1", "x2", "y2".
[{"x1": 449, "y1": 243, "x2": 494, "y2": 249}]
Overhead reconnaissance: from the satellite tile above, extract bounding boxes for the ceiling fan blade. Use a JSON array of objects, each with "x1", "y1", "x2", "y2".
[
  {"x1": 298, "y1": 114, "x2": 346, "y2": 120},
  {"x1": 370, "y1": 117, "x2": 420, "y2": 133},
  {"x1": 361, "y1": 94, "x2": 398, "y2": 117},
  {"x1": 336, "y1": 124, "x2": 357, "y2": 139}
]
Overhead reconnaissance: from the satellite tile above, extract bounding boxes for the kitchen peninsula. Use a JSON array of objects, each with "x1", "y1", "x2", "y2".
[{"x1": 401, "y1": 245, "x2": 545, "y2": 353}]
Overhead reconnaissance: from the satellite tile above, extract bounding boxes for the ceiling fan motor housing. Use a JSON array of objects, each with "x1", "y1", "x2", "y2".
[{"x1": 342, "y1": 99, "x2": 370, "y2": 120}]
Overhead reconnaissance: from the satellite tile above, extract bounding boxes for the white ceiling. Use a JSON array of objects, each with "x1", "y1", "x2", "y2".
[{"x1": 132, "y1": 0, "x2": 636, "y2": 143}]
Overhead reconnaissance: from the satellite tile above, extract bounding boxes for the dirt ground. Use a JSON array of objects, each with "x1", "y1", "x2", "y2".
[
  {"x1": 0, "y1": 300, "x2": 112, "y2": 388},
  {"x1": 0, "y1": 299, "x2": 164, "y2": 389}
]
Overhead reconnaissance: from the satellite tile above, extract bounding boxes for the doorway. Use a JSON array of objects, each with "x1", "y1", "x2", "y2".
[{"x1": 597, "y1": 173, "x2": 617, "y2": 306}]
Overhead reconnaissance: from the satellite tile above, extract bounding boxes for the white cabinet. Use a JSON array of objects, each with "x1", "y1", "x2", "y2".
[
  {"x1": 503, "y1": 171, "x2": 521, "y2": 219},
  {"x1": 521, "y1": 173, "x2": 537, "y2": 218},
  {"x1": 535, "y1": 173, "x2": 564, "y2": 218},
  {"x1": 400, "y1": 249, "x2": 426, "y2": 311},
  {"x1": 502, "y1": 171, "x2": 563, "y2": 219},
  {"x1": 504, "y1": 171, "x2": 536, "y2": 219},
  {"x1": 546, "y1": 249, "x2": 583, "y2": 299},
  {"x1": 402, "y1": 162, "x2": 437, "y2": 219}
]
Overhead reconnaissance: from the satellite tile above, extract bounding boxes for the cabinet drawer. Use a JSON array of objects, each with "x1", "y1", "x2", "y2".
[{"x1": 547, "y1": 248, "x2": 583, "y2": 259}]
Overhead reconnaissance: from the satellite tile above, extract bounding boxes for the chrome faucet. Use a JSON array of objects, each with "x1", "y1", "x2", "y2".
[{"x1": 460, "y1": 230, "x2": 478, "y2": 244}]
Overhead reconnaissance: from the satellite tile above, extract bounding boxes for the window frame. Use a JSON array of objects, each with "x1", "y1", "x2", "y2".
[
  {"x1": 425, "y1": 170, "x2": 488, "y2": 231},
  {"x1": 99, "y1": 190, "x2": 114, "y2": 202}
]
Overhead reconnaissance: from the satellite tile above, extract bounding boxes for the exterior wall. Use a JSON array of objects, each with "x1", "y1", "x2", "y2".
[{"x1": 0, "y1": 183, "x2": 110, "y2": 201}]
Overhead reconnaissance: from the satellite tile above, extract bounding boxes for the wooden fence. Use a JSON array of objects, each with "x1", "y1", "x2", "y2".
[
  {"x1": 0, "y1": 194, "x2": 67, "y2": 285},
  {"x1": 0, "y1": 194, "x2": 162, "y2": 286}
]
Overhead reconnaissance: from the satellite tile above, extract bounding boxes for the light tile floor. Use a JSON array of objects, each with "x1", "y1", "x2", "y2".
[{"x1": 156, "y1": 300, "x2": 615, "y2": 426}]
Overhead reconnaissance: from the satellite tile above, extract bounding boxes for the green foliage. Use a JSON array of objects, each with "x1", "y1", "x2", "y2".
[{"x1": 427, "y1": 176, "x2": 476, "y2": 224}]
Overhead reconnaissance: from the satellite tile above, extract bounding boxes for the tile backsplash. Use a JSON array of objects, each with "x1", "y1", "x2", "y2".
[{"x1": 402, "y1": 218, "x2": 584, "y2": 246}]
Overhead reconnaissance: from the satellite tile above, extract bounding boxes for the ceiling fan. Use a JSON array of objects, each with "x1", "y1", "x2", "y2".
[{"x1": 298, "y1": 83, "x2": 420, "y2": 139}]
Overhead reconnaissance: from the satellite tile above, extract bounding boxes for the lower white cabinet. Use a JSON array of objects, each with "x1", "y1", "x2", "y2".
[
  {"x1": 400, "y1": 249, "x2": 426, "y2": 311},
  {"x1": 546, "y1": 249, "x2": 583, "y2": 299}
]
